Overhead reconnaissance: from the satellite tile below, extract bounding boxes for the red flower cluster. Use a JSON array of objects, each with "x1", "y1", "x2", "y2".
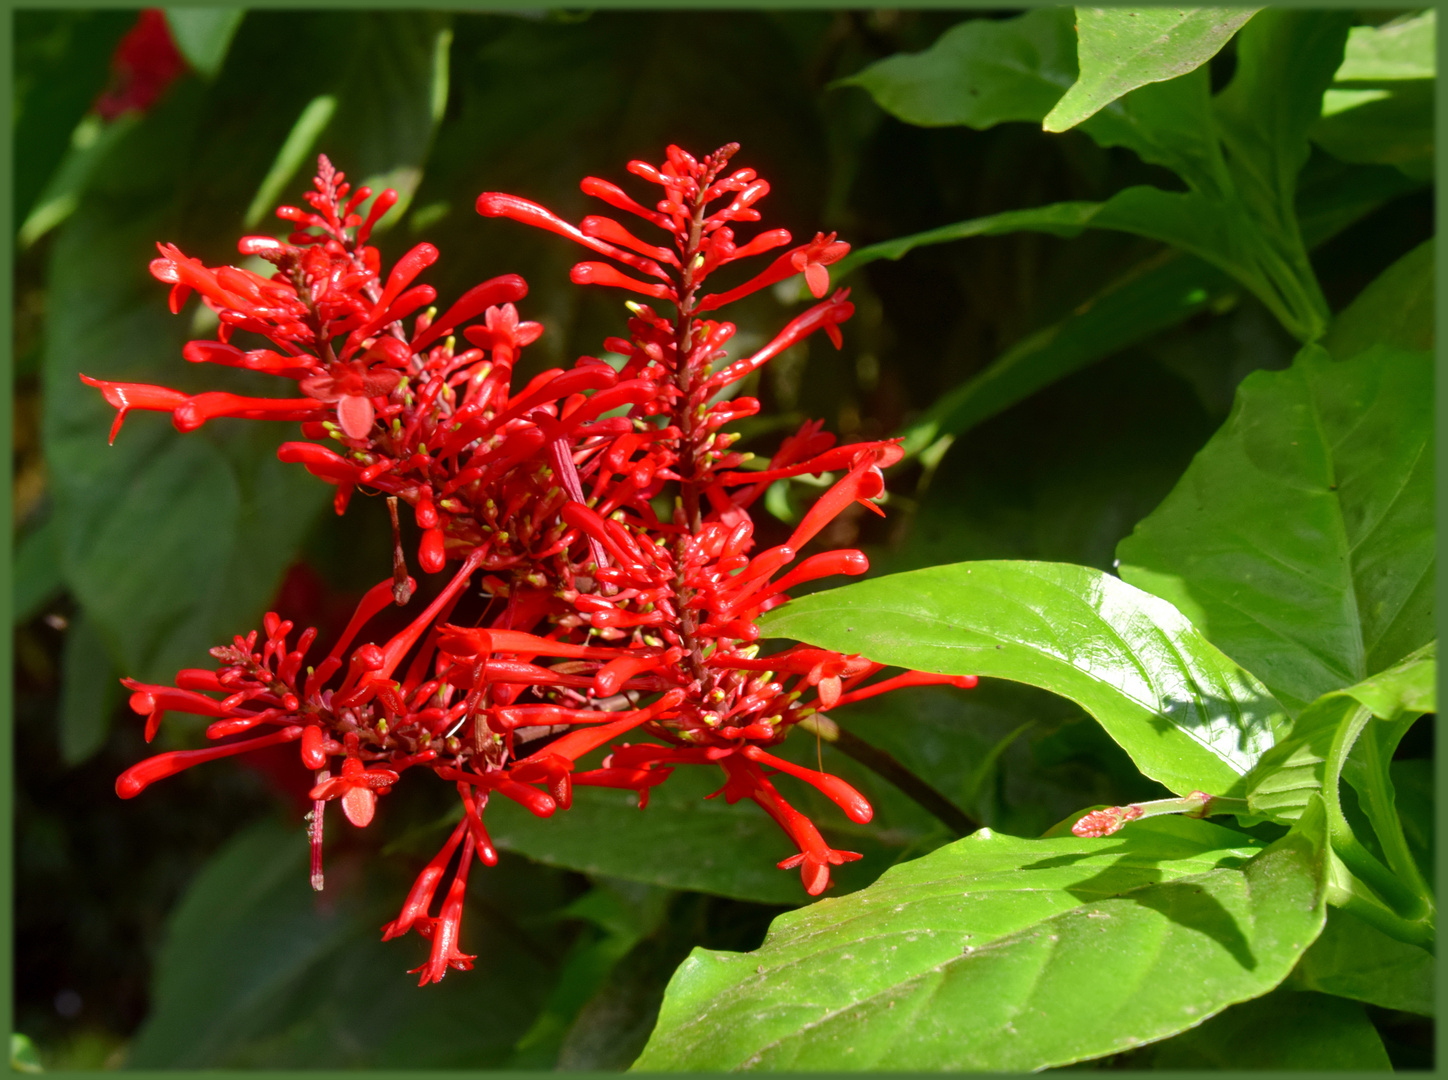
[
  {"x1": 89, "y1": 147, "x2": 974, "y2": 985},
  {"x1": 95, "y1": 9, "x2": 187, "y2": 121}
]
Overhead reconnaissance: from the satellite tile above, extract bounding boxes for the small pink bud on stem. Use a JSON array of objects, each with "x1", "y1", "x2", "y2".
[{"x1": 1071, "y1": 791, "x2": 1248, "y2": 838}]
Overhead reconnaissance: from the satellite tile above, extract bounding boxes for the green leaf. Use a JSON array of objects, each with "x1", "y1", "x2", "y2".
[
  {"x1": 13, "y1": 10, "x2": 135, "y2": 226},
  {"x1": 13, "y1": 514, "x2": 64, "y2": 625},
  {"x1": 1118, "y1": 344, "x2": 1434, "y2": 712},
  {"x1": 18, "y1": 112, "x2": 140, "y2": 250},
  {"x1": 1243, "y1": 643, "x2": 1433, "y2": 823},
  {"x1": 1286, "y1": 906, "x2": 1434, "y2": 1016},
  {"x1": 1043, "y1": 8, "x2": 1258, "y2": 133},
  {"x1": 1334, "y1": 10, "x2": 1435, "y2": 82},
  {"x1": 897, "y1": 250, "x2": 1235, "y2": 458},
  {"x1": 127, "y1": 818, "x2": 568, "y2": 1067},
  {"x1": 634, "y1": 807, "x2": 1327, "y2": 1071},
  {"x1": 10, "y1": 1033, "x2": 43, "y2": 1074},
  {"x1": 760, "y1": 561, "x2": 1285, "y2": 798},
  {"x1": 1210, "y1": 10, "x2": 1351, "y2": 339},
  {"x1": 831, "y1": 201, "x2": 1103, "y2": 280},
  {"x1": 163, "y1": 8, "x2": 245, "y2": 80},
  {"x1": 1139, "y1": 987, "x2": 1390, "y2": 1069},
  {"x1": 1322, "y1": 239, "x2": 1434, "y2": 358},
  {"x1": 1241, "y1": 646, "x2": 1433, "y2": 948},
  {"x1": 243, "y1": 94, "x2": 339, "y2": 229},
  {"x1": 835, "y1": 8, "x2": 1078, "y2": 130},
  {"x1": 1313, "y1": 81, "x2": 1433, "y2": 179},
  {"x1": 56, "y1": 610, "x2": 120, "y2": 767}
]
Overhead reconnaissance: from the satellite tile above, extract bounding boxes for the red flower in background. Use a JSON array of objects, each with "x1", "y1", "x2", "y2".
[
  {"x1": 95, "y1": 9, "x2": 187, "y2": 120},
  {"x1": 93, "y1": 147, "x2": 976, "y2": 985}
]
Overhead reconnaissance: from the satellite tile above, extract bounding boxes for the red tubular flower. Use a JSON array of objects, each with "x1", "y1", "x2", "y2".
[{"x1": 106, "y1": 148, "x2": 979, "y2": 985}]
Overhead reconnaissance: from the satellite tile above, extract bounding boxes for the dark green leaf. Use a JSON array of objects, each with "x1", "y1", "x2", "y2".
[
  {"x1": 163, "y1": 9, "x2": 245, "y2": 80},
  {"x1": 836, "y1": 9, "x2": 1078, "y2": 130},
  {"x1": 1118, "y1": 345, "x2": 1434, "y2": 712},
  {"x1": 1322, "y1": 239, "x2": 1434, "y2": 358},
  {"x1": 761, "y1": 561, "x2": 1285, "y2": 797},
  {"x1": 897, "y1": 250, "x2": 1235, "y2": 458},
  {"x1": 1313, "y1": 81, "x2": 1433, "y2": 179},
  {"x1": 1286, "y1": 906, "x2": 1434, "y2": 1016},
  {"x1": 1140, "y1": 987, "x2": 1390, "y2": 1068},
  {"x1": 127, "y1": 818, "x2": 567, "y2": 1067},
  {"x1": 634, "y1": 806, "x2": 1327, "y2": 1071},
  {"x1": 18, "y1": 113, "x2": 140, "y2": 250},
  {"x1": 1043, "y1": 8, "x2": 1257, "y2": 133},
  {"x1": 13, "y1": 514, "x2": 63, "y2": 625},
  {"x1": 831, "y1": 201, "x2": 1103, "y2": 281},
  {"x1": 13, "y1": 10, "x2": 135, "y2": 225},
  {"x1": 1390, "y1": 757, "x2": 1433, "y2": 886},
  {"x1": 57, "y1": 610, "x2": 120, "y2": 767}
]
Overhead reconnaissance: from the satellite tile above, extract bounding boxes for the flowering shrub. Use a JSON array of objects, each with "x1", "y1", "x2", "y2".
[{"x1": 85, "y1": 149, "x2": 973, "y2": 983}]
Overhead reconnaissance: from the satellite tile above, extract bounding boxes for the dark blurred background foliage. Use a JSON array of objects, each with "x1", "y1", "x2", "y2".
[{"x1": 12, "y1": 7, "x2": 1432, "y2": 1069}]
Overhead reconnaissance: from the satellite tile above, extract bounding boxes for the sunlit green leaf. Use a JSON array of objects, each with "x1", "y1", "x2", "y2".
[
  {"x1": 634, "y1": 807, "x2": 1327, "y2": 1071},
  {"x1": 1043, "y1": 8, "x2": 1257, "y2": 133},
  {"x1": 1333, "y1": 10, "x2": 1435, "y2": 82},
  {"x1": 1118, "y1": 345, "x2": 1434, "y2": 712},
  {"x1": 761, "y1": 561, "x2": 1285, "y2": 797}
]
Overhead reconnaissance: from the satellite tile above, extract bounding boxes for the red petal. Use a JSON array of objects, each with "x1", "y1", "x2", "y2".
[
  {"x1": 342, "y1": 785, "x2": 377, "y2": 827},
  {"x1": 337, "y1": 395, "x2": 375, "y2": 440}
]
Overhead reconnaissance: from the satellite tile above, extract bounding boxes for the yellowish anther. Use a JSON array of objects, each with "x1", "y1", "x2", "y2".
[{"x1": 625, "y1": 301, "x2": 646, "y2": 316}]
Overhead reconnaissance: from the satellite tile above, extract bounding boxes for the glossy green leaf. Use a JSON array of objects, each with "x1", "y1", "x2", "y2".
[
  {"x1": 1334, "y1": 11, "x2": 1435, "y2": 82},
  {"x1": 1118, "y1": 344, "x2": 1434, "y2": 712},
  {"x1": 835, "y1": 8, "x2": 1078, "y2": 130},
  {"x1": 634, "y1": 807, "x2": 1327, "y2": 1071},
  {"x1": 1140, "y1": 987, "x2": 1389, "y2": 1069},
  {"x1": 761, "y1": 561, "x2": 1285, "y2": 797},
  {"x1": 164, "y1": 8, "x2": 245, "y2": 80},
  {"x1": 56, "y1": 610, "x2": 120, "y2": 767},
  {"x1": 1043, "y1": 8, "x2": 1257, "y2": 133},
  {"x1": 1322, "y1": 239, "x2": 1434, "y2": 359},
  {"x1": 1286, "y1": 906, "x2": 1434, "y2": 1016},
  {"x1": 128, "y1": 818, "x2": 568, "y2": 1067}
]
